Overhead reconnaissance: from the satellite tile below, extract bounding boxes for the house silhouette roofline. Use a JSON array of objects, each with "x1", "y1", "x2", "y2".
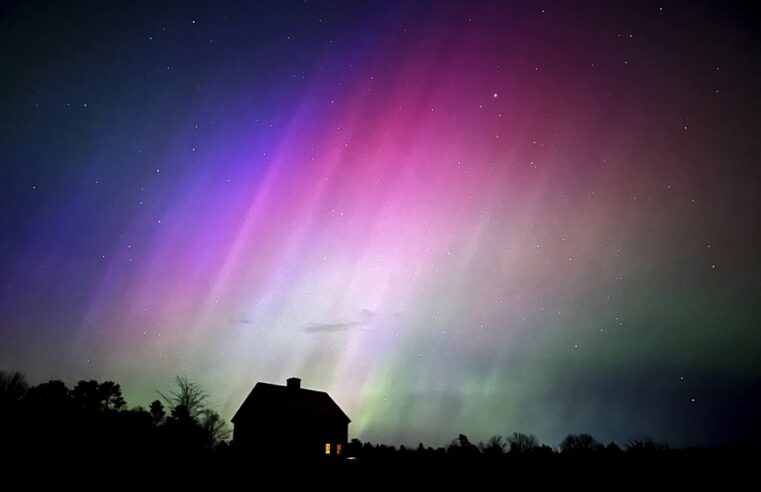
[{"x1": 232, "y1": 378, "x2": 351, "y2": 424}]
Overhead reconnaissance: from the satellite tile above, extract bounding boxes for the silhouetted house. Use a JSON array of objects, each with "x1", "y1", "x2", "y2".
[{"x1": 232, "y1": 377, "x2": 350, "y2": 460}]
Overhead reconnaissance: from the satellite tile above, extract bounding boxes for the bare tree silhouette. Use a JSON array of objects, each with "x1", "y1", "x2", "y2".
[
  {"x1": 507, "y1": 432, "x2": 539, "y2": 454},
  {"x1": 158, "y1": 376, "x2": 229, "y2": 450},
  {"x1": 626, "y1": 437, "x2": 669, "y2": 453},
  {"x1": 0, "y1": 371, "x2": 28, "y2": 406},
  {"x1": 560, "y1": 433, "x2": 602, "y2": 453},
  {"x1": 481, "y1": 435, "x2": 506, "y2": 457},
  {"x1": 158, "y1": 376, "x2": 208, "y2": 419},
  {"x1": 201, "y1": 408, "x2": 231, "y2": 445}
]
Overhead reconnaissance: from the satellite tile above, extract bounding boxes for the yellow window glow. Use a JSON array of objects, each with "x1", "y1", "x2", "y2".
[
  {"x1": 325, "y1": 443, "x2": 331, "y2": 455},
  {"x1": 336, "y1": 443, "x2": 342, "y2": 455}
]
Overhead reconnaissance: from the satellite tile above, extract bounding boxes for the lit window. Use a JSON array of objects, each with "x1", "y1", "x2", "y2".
[
  {"x1": 325, "y1": 443, "x2": 331, "y2": 455},
  {"x1": 336, "y1": 443, "x2": 342, "y2": 455}
]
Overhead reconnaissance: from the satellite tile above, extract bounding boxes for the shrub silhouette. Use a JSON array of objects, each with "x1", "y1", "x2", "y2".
[{"x1": 149, "y1": 399, "x2": 166, "y2": 425}]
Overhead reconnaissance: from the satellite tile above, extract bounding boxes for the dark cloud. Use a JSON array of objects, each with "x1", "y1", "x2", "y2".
[
  {"x1": 303, "y1": 309, "x2": 375, "y2": 333},
  {"x1": 304, "y1": 322, "x2": 357, "y2": 332}
]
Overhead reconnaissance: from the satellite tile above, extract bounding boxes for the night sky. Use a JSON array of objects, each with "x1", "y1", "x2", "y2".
[{"x1": 2, "y1": 1, "x2": 760, "y2": 448}]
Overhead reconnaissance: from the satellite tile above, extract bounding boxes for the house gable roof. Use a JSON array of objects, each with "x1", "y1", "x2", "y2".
[{"x1": 232, "y1": 382, "x2": 350, "y2": 424}]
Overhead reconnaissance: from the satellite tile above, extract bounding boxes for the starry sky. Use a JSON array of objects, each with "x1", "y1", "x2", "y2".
[{"x1": 1, "y1": 0, "x2": 760, "y2": 448}]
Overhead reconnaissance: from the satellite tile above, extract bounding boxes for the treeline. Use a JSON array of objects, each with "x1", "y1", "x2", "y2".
[
  {"x1": 0, "y1": 370, "x2": 681, "y2": 460},
  {"x1": 344, "y1": 431, "x2": 671, "y2": 463},
  {"x1": 0, "y1": 370, "x2": 747, "y2": 472},
  {"x1": 0, "y1": 371, "x2": 230, "y2": 462}
]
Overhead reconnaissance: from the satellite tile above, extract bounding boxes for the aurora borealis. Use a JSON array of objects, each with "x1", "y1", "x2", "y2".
[{"x1": 1, "y1": 1, "x2": 760, "y2": 447}]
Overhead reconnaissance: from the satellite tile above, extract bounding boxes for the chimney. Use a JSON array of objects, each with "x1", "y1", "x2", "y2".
[{"x1": 287, "y1": 377, "x2": 301, "y2": 390}]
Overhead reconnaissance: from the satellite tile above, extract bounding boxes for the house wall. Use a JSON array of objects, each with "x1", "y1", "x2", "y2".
[{"x1": 233, "y1": 415, "x2": 347, "y2": 460}]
